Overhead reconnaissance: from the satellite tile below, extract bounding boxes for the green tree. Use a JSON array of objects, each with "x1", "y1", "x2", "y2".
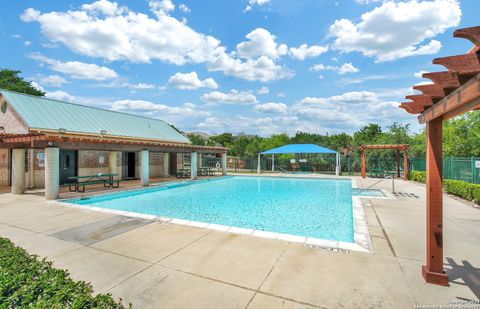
[
  {"x1": 353, "y1": 123, "x2": 382, "y2": 146},
  {"x1": 0, "y1": 69, "x2": 45, "y2": 96}
]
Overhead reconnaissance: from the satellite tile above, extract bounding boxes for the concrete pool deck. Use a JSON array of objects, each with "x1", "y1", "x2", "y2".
[{"x1": 0, "y1": 176, "x2": 479, "y2": 308}]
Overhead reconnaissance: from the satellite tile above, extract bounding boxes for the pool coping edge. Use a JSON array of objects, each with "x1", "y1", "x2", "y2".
[{"x1": 52, "y1": 175, "x2": 373, "y2": 253}]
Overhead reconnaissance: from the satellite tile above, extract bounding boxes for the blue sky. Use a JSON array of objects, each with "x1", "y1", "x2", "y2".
[{"x1": 0, "y1": 0, "x2": 477, "y2": 136}]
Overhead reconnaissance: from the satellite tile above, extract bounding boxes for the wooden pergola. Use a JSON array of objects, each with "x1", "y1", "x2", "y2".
[
  {"x1": 358, "y1": 144, "x2": 409, "y2": 180},
  {"x1": 399, "y1": 26, "x2": 480, "y2": 286}
]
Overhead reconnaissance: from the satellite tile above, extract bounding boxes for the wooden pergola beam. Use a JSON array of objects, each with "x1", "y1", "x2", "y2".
[
  {"x1": 405, "y1": 94, "x2": 434, "y2": 108},
  {"x1": 454, "y1": 26, "x2": 480, "y2": 47},
  {"x1": 432, "y1": 53, "x2": 480, "y2": 76},
  {"x1": 422, "y1": 71, "x2": 461, "y2": 90},
  {"x1": 358, "y1": 144, "x2": 409, "y2": 150},
  {"x1": 418, "y1": 73, "x2": 480, "y2": 124},
  {"x1": 413, "y1": 84, "x2": 446, "y2": 99}
]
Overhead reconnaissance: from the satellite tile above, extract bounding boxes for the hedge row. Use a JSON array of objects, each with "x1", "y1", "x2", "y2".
[
  {"x1": 408, "y1": 171, "x2": 480, "y2": 204},
  {"x1": 0, "y1": 237, "x2": 129, "y2": 308}
]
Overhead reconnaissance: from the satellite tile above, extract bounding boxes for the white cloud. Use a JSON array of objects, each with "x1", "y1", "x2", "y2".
[
  {"x1": 309, "y1": 62, "x2": 359, "y2": 74},
  {"x1": 82, "y1": 0, "x2": 125, "y2": 15},
  {"x1": 100, "y1": 80, "x2": 157, "y2": 90},
  {"x1": 112, "y1": 99, "x2": 209, "y2": 118},
  {"x1": 20, "y1": 8, "x2": 40, "y2": 22},
  {"x1": 192, "y1": 87, "x2": 416, "y2": 135},
  {"x1": 254, "y1": 102, "x2": 288, "y2": 114},
  {"x1": 196, "y1": 115, "x2": 298, "y2": 136},
  {"x1": 46, "y1": 90, "x2": 76, "y2": 102},
  {"x1": 236, "y1": 28, "x2": 287, "y2": 59},
  {"x1": 289, "y1": 44, "x2": 328, "y2": 60},
  {"x1": 149, "y1": 0, "x2": 175, "y2": 17},
  {"x1": 24, "y1": 40, "x2": 31, "y2": 46},
  {"x1": 244, "y1": 0, "x2": 271, "y2": 12},
  {"x1": 29, "y1": 53, "x2": 117, "y2": 81},
  {"x1": 179, "y1": 3, "x2": 191, "y2": 13},
  {"x1": 169, "y1": 71, "x2": 218, "y2": 90},
  {"x1": 38, "y1": 75, "x2": 68, "y2": 87},
  {"x1": 257, "y1": 86, "x2": 269, "y2": 94},
  {"x1": 207, "y1": 54, "x2": 294, "y2": 82},
  {"x1": 30, "y1": 81, "x2": 45, "y2": 92},
  {"x1": 329, "y1": 0, "x2": 461, "y2": 62},
  {"x1": 21, "y1": 2, "x2": 295, "y2": 82},
  {"x1": 200, "y1": 89, "x2": 257, "y2": 105},
  {"x1": 414, "y1": 70, "x2": 429, "y2": 78}
]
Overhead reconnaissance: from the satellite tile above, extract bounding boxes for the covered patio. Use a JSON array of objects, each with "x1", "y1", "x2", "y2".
[{"x1": 0, "y1": 89, "x2": 228, "y2": 200}]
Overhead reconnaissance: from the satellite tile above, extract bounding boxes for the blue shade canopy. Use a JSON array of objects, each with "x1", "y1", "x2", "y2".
[{"x1": 260, "y1": 144, "x2": 337, "y2": 155}]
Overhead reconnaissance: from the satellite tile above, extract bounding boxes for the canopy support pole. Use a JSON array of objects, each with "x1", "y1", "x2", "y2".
[
  {"x1": 257, "y1": 153, "x2": 261, "y2": 174},
  {"x1": 335, "y1": 152, "x2": 340, "y2": 176},
  {"x1": 272, "y1": 154, "x2": 275, "y2": 172}
]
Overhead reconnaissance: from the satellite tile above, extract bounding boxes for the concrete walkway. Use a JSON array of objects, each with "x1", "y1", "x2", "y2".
[{"x1": 0, "y1": 177, "x2": 479, "y2": 308}]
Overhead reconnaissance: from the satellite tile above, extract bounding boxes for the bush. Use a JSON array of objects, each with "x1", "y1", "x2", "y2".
[
  {"x1": 408, "y1": 171, "x2": 426, "y2": 183},
  {"x1": 0, "y1": 237, "x2": 129, "y2": 308},
  {"x1": 408, "y1": 171, "x2": 480, "y2": 204}
]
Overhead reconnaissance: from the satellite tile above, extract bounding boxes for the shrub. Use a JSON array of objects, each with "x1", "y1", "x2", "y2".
[
  {"x1": 0, "y1": 237, "x2": 129, "y2": 308},
  {"x1": 408, "y1": 171, "x2": 426, "y2": 183},
  {"x1": 408, "y1": 171, "x2": 480, "y2": 204}
]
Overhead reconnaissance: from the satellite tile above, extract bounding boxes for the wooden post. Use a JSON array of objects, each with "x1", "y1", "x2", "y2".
[
  {"x1": 422, "y1": 118, "x2": 449, "y2": 286},
  {"x1": 403, "y1": 148, "x2": 408, "y2": 181},
  {"x1": 361, "y1": 150, "x2": 366, "y2": 178},
  {"x1": 396, "y1": 150, "x2": 400, "y2": 178}
]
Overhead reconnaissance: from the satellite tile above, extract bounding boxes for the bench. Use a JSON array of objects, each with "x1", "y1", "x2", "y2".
[{"x1": 68, "y1": 173, "x2": 120, "y2": 192}]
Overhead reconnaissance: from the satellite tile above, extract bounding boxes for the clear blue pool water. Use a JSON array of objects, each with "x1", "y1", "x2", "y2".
[{"x1": 66, "y1": 176, "x2": 355, "y2": 242}]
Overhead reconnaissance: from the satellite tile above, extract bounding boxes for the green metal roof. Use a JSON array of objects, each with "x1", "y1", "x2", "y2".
[{"x1": 0, "y1": 89, "x2": 191, "y2": 144}]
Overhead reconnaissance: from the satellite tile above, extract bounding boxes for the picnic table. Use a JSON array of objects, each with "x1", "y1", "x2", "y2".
[
  {"x1": 176, "y1": 168, "x2": 191, "y2": 179},
  {"x1": 68, "y1": 173, "x2": 120, "y2": 193},
  {"x1": 176, "y1": 167, "x2": 214, "y2": 178},
  {"x1": 199, "y1": 167, "x2": 215, "y2": 176}
]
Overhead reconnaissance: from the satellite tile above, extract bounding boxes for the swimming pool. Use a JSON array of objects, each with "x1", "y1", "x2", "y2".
[{"x1": 66, "y1": 176, "x2": 355, "y2": 243}]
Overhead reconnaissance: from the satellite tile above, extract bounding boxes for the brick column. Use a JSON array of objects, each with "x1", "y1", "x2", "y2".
[
  {"x1": 140, "y1": 150, "x2": 149, "y2": 186},
  {"x1": 191, "y1": 152, "x2": 198, "y2": 180},
  {"x1": 222, "y1": 152, "x2": 227, "y2": 175},
  {"x1": 403, "y1": 149, "x2": 408, "y2": 181},
  {"x1": 44, "y1": 148, "x2": 59, "y2": 200},
  {"x1": 11, "y1": 149, "x2": 25, "y2": 194},
  {"x1": 422, "y1": 118, "x2": 449, "y2": 286},
  {"x1": 163, "y1": 152, "x2": 170, "y2": 177}
]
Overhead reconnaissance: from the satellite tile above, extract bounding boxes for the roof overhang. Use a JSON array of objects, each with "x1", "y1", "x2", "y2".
[{"x1": 0, "y1": 133, "x2": 227, "y2": 153}]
